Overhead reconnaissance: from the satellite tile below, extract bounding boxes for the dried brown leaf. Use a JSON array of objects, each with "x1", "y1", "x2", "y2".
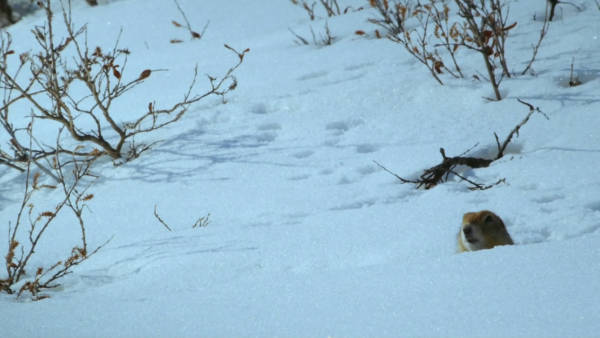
[
  {"x1": 139, "y1": 69, "x2": 151, "y2": 80},
  {"x1": 113, "y1": 67, "x2": 121, "y2": 79}
]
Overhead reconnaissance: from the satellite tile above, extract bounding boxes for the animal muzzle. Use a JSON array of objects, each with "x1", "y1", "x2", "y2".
[{"x1": 462, "y1": 225, "x2": 478, "y2": 243}]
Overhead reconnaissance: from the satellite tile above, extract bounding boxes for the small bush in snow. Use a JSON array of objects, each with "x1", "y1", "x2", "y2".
[
  {"x1": 289, "y1": 21, "x2": 335, "y2": 46},
  {"x1": 170, "y1": 0, "x2": 209, "y2": 43},
  {"x1": 1, "y1": 143, "x2": 108, "y2": 301},
  {"x1": 154, "y1": 205, "x2": 210, "y2": 231},
  {"x1": 369, "y1": 0, "x2": 550, "y2": 100},
  {"x1": 0, "y1": 0, "x2": 249, "y2": 174},
  {"x1": 290, "y1": 0, "x2": 363, "y2": 20}
]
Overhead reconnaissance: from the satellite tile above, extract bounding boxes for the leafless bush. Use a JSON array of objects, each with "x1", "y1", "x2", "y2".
[
  {"x1": 369, "y1": 0, "x2": 445, "y2": 85},
  {"x1": 453, "y1": 0, "x2": 515, "y2": 100},
  {"x1": 370, "y1": 0, "x2": 550, "y2": 99},
  {"x1": 369, "y1": 0, "x2": 471, "y2": 85},
  {"x1": 1, "y1": 129, "x2": 108, "y2": 300},
  {"x1": 154, "y1": 205, "x2": 210, "y2": 231},
  {"x1": 171, "y1": 0, "x2": 209, "y2": 43},
  {"x1": 375, "y1": 99, "x2": 548, "y2": 190},
  {"x1": 291, "y1": 0, "x2": 363, "y2": 20},
  {"x1": 289, "y1": 21, "x2": 335, "y2": 46},
  {"x1": 0, "y1": 0, "x2": 248, "y2": 174},
  {"x1": 520, "y1": 5, "x2": 550, "y2": 76}
]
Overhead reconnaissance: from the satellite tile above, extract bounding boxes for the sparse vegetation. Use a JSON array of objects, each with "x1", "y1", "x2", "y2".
[
  {"x1": 290, "y1": 0, "x2": 363, "y2": 20},
  {"x1": 369, "y1": 0, "x2": 550, "y2": 100},
  {"x1": 171, "y1": 0, "x2": 209, "y2": 42},
  {"x1": 0, "y1": 0, "x2": 248, "y2": 175},
  {"x1": 568, "y1": 57, "x2": 582, "y2": 87},
  {"x1": 375, "y1": 99, "x2": 548, "y2": 190},
  {"x1": 289, "y1": 21, "x2": 335, "y2": 46},
  {"x1": 154, "y1": 205, "x2": 210, "y2": 231},
  {"x1": 1, "y1": 0, "x2": 247, "y2": 299},
  {"x1": 1, "y1": 132, "x2": 109, "y2": 300}
]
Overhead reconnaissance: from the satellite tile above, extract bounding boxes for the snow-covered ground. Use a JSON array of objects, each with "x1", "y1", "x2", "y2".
[{"x1": 1, "y1": 0, "x2": 600, "y2": 336}]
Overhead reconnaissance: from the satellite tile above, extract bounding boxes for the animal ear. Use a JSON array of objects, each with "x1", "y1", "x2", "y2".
[{"x1": 484, "y1": 214, "x2": 494, "y2": 223}]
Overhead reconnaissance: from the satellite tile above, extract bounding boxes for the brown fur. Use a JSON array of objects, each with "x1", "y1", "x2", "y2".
[{"x1": 458, "y1": 210, "x2": 513, "y2": 252}]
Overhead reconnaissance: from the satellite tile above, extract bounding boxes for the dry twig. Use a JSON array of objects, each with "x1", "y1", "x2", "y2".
[
  {"x1": 172, "y1": 0, "x2": 209, "y2": 40},
  {"x1": 377, "y1": 99, "x2": 547, "y2": 190}
]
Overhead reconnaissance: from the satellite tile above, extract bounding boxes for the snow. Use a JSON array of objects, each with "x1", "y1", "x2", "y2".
[{"x1": 1, "y1": 0, "x2": 600, "y2": 336}]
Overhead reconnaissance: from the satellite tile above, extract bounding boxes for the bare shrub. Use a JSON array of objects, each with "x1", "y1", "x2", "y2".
[
  {"x1": 375, "y1": 99, "x2": 548, "y2": 190},
  {"x1": 0, "y1": 0, "x2": 248, "y2": 174},
  {"x1": 291, "y1": 0, "x2": 363, "y2": 20},
  {"x1": 172, "y1": 0, "x2": 209, "y2": 41},
  {"x1": 453, "y1": 0, "x2": 516, "y2": 100},
  {"x1": 1, "y1": 129, "x2": 108, "y2": 300},
  {"x1": 369, "y1": 0, "x2": 550, "y2": 99},
  {"x1": 154, "y1": 205, "x2": 210, "y2": 231},
  {"x1": 369, "y1": 0, "x2": 448, "y2": 85},
  {"x1": 289, "y1": 21, "x2": 335, "y2": 46}
]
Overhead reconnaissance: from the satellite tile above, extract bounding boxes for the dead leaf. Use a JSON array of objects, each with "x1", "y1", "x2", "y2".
[{"x1": 139, "y1": 69, "x2": 151, "y2": 80}]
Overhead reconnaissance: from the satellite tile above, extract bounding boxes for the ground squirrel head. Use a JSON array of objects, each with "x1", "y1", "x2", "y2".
[{"x1": 459, "y1": 210, "x2": 514, "y2": 252}]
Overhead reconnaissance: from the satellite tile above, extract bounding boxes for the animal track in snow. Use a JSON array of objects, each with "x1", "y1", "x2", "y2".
[
  {"x1": 343, "y1": 62, "x2": 374, "y2": 72},
  {"x1": 585, "y1": 201, "x2": 600, "y2": 212},
  {"x1": 355, "y1": 143, "x2": 379, "y2": 154},
  {"x1": 257, "y1": 122, "x2": 282, "y2": 131},
  {"x1": 250, "y1": 102, "x2": 270, "y2": 114},
  {"x1": 325, "y1": 119, "x2": 364, "y2": 136},
  {"x1": 532, "y1": 194, "x2": 565, "y2": 204},
  {"x1": 574, "y1": 223, "x2": 600, "y2": 236},
  {"x1": 356, "y1": 165, "x2": 376, "y2": 176},
  {"x1": 297, "y1": 71, "x2": 328, "y2": 81},
  {"x1": 330, "y1": 198, "x2": 377, "y2": 211},
  {"x1": 293, "y1": 150, "x2": 314, "y2": 159},
  {"x1": 288, "y1": 174, "x2": 310, "y2": 181}
]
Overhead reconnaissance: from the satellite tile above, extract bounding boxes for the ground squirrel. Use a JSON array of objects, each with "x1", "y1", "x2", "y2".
[{"x1": 458, "y1": 210, "x2": 514, "y2": 252}]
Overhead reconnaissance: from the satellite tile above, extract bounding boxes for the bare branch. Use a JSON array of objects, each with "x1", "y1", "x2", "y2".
[
  {"x1": 153, "y1": 205, "x2": 173, "y2": 232},
  {"x1": 378, "y1": 99, "x2": 546, "y2": 189},
  {"x1": 173, "y1": 0, "x2": 209, "y2": 40},
  {"x1": 521, "y1": 2, "x2": 550, "y2": 75}
]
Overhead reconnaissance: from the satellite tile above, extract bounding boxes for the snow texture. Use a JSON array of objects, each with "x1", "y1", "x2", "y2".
[{"x1": 1, "y1": 0, "x2": 600, "y2": 336}]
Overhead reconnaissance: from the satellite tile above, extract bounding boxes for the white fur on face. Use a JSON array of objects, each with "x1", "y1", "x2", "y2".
[{"x1": 461, "y1": 224, "x2": 486, "y2": 251}]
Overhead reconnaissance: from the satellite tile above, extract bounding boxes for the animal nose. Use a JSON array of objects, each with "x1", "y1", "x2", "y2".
[{"x1": 463, "y1": 226, "x2": 472, "y2": 236}]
